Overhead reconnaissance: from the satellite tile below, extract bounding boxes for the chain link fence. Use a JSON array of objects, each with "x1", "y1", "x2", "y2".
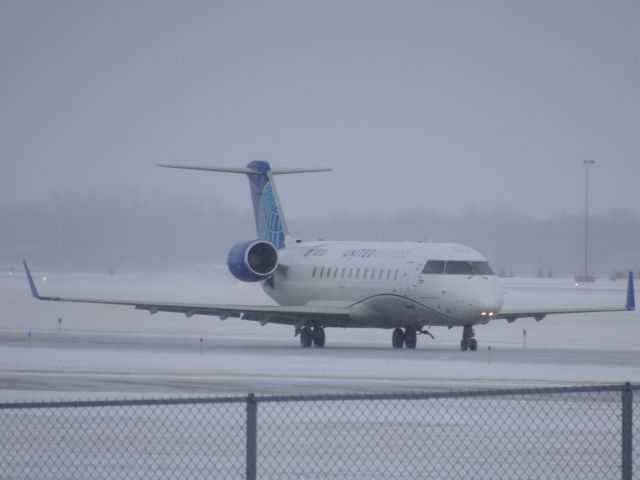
[{"x1": 1, "y1": 384, "x2": 636, "y2": 479}]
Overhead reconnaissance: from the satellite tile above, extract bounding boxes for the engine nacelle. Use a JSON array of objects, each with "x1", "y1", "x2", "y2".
[{"x1": 227, "y1": 239, "x2": 279, "y2": 282}]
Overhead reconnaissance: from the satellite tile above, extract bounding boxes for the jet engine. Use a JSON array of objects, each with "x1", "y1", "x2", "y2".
[{"x1": 227, "y1": 239, "x2": 279, "y2": 282}]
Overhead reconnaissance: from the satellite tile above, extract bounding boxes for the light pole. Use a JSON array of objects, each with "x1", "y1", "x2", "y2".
[{"x1": 579, "y1": 160, "x2": 596, "y2": 282}]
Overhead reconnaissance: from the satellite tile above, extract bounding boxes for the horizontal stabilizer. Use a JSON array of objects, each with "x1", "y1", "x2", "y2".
[
  {"x1": 157, "y1": 161, "x2": 331, "y2": 249},
  {"x1": 156, "y1": 164, "x2": 331, "y2": 175},
  {"x1": 271, "y1": 167, "x2": 333, "y2": 175},
  {"x1": 156, "y1": 164, "x2": 256, "y2": 174}
]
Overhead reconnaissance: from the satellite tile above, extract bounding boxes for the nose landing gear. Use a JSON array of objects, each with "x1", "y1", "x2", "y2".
[{"x1": 460, "y1": 325, "x2": 478, "y2": 351}]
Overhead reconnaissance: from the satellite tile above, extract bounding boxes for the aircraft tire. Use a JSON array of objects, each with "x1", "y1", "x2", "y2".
[
  {"x1": 312, "y1": 327, "x2": 325, "y2": 348},
  {"x1": 300, "y1": 327, "x2": 313, "y2": 348},
  {"x1": 469, "y1": 338, "x2": 478, "y2": 351},
  {"x1": 404, "y1": 328, "x2": 417, "y2": 349},
  {"x1": 392, "y1": 328, "x2": 405, "y2": 348},
  {"x1": 460, "y1": 339, "x2": 468, "y2": 351}
]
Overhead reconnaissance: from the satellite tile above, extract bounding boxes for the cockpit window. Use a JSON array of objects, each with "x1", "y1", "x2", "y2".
[
  {"x1": 472, "y1": 261, "x2": 495, "y2": 275},
  {"x1": 445, "y1": 261, "x2": 474, "y2": 275},
  {"x1": 445, "y1": 261, "x2": 495, "y2": 275},
  {"x1": 422, "y1": 260, "x2": 445, "y2": 274}
]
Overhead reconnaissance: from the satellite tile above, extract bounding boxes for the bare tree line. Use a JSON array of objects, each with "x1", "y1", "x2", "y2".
[{"x1": 2, "y1": 193, "x2": 638, "y2": 276}]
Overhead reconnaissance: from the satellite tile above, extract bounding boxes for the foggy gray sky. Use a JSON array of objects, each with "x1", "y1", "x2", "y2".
[{"x1": 1, "y1": 1, "x2": 639, "y2": 221}]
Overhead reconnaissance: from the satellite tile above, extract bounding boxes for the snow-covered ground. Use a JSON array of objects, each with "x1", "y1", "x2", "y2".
[
  {"x1": 1, "y1": 390, "x2": 629, "y2": 480},
  {"x1": 0, "y1": 269, "x2": 638, "y2": 401},
  {"x1": 1, "y1": 269, "x2": 638, "y2": 479}
]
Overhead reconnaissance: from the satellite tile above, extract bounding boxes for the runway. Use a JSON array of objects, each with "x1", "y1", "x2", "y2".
[
  {"x1": 1, "y1": 329, "x2": 638, "y2": 400},
  {"x1": 0, "y1": 271, "x2": 638, "y2": 400}
]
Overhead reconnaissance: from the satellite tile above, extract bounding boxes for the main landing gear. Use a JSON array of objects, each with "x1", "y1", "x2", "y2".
[
  {"x1": 300, "y1": 326, "x2": 325, "y2": 348},
  {"x1": 391, "y1": 328, "x2": 418, "y2": 349},
  {"x1": 460, "y1": 325, "x2": 478, "y2": 351}
]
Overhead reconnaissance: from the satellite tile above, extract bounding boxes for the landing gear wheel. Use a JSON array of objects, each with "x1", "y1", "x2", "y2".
[
  {"x1": 312, "y1": 327, "x2": 325, "y2": 348},
  {"x1": 404, "y1": 328, "x2": 417, "y2": 349},
  {"x1": 300, "y1": 327, "x2": 313, "y2": 348},
  {"x1": 460, "y1": 325, "x2": 477, "y2": 352},
  {"x1": 392, "y1": 328, "x2": 405, "y2": 348}
]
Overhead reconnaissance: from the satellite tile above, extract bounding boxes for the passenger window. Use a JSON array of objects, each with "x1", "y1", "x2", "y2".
[
  {"x1": 364, "y1": 268, "x2": 368, "y2": 279},
  {"x1": 422, "y1": 261, "x2": 445, "y2": 274},
  {"x1": 333, "y1": 268, "x2": 338, "y2": 279},
  {"x1": 386, "y1": 269, "x2": 391, "y2": 280},
  {"x1": 327, "y1": 267, "x2": 332, "y2": 278},
  {"x1": 356, "y1": 268, "x2": 360, "y2": 279},
  {"x1": 320, "y1": 267, "x2": 325, "y2": 277},
  {"x1": 371, "y1": 268, "x2": 376, "y2": 280},
  {"x1": 379, "y1": 269, "x2": 384, "y2": 280},
  {"x1": 349, "y1": 268, "x2": 353, "y2": 279},
  {"x1": 341, "y1": 268, "x2": 346, "y2": 279},
  {"x1": 394, "y1": 269, "x2": 399, "y2": 280},
  {"x1": 312, "y1": 267, "x2": 317, "y2": 277}
]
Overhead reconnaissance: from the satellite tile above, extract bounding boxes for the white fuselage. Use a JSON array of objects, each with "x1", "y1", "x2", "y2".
[{"x1": 264, "y1": 240, "x2": 504, "y2": 329}]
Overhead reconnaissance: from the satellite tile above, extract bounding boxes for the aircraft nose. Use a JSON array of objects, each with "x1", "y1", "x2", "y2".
[{"x1": 473, "y1": 281, "x2": 504, "y2": 319}]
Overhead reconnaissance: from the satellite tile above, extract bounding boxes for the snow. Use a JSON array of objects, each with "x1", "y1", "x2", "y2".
[
  {"x1": 0, "y1": 270, "x2": 638, "y2": 479},
  {"x1": 0, "y1": 270, "x2": 638, "y2": 401}
]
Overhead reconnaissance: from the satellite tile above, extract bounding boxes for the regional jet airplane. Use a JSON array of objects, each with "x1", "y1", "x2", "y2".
[{"x1": 24, "y1": 161, "x2": 635, "y2": 350}]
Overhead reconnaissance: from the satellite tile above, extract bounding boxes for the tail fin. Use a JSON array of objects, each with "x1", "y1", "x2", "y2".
[{"x1": 157, "y1": 161, "x2": 331, "y2": 249}]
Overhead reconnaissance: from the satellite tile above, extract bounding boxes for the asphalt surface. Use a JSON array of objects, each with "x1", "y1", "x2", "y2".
[{"x1": 1, "y1": 329, "x2": 637, "y2": 399}]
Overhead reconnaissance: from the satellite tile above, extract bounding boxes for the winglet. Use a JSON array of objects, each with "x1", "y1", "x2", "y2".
[
  {"x1": 626, "y1": 271, "x2": 635, "y2": 311},
  {"x1": 23, "y1": 260, "x2": 41, "y2": 299}
]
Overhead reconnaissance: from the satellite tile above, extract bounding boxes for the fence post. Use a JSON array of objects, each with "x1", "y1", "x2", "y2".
[
  {"x1": 621, "y1": 383, "x2": 633, "y2": 480},
  {"x1": 246, "y1": 394, "x2": 258, "y2": 480}
]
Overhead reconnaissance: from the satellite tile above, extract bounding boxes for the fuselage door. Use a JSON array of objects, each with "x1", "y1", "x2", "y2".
[
  {"x1": 418, "y1": 260, "x2": 446, "y2": 301},
  {"x1": 402, "y1": 261, "x2": 422, "y2": 297}
]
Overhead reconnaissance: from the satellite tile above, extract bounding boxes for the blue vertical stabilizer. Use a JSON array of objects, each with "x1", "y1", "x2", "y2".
[{"x1": 245, "y1": 161, "x2": 287, "y2": 249}]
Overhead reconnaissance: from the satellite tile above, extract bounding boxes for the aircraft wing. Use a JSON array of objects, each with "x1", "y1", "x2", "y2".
[
  {"x1": 495, "y1": 273, "x2": 636, "y2": 322},
  {"x1": 23, "y1": 261, "x2": 353, "y2": 330},
  {"x1": 495, "y1": 306, "x2": 631, "y2": 323}
]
